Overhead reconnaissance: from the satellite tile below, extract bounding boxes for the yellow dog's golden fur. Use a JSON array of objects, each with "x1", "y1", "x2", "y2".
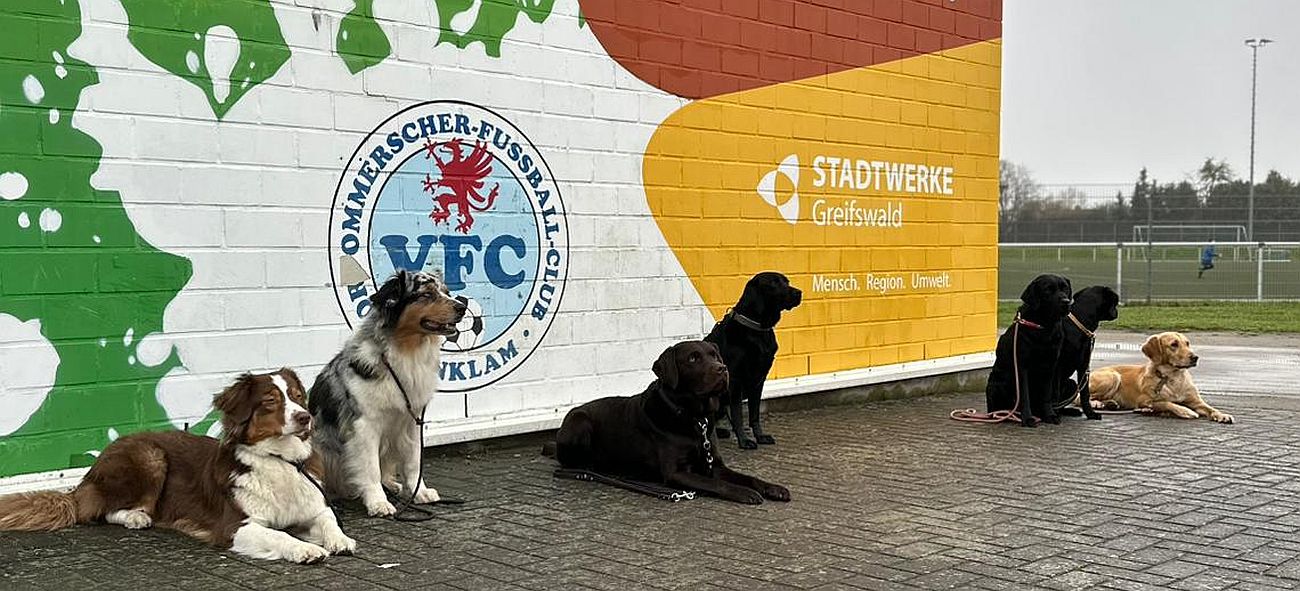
[{"x1": 1088, "y1": 332, "x2": 1233, "y2": 423}]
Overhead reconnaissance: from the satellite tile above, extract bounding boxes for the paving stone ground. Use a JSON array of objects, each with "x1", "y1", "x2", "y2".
[{"x1": 3, "y1": 332, "x2": 1300, "y2": 590}]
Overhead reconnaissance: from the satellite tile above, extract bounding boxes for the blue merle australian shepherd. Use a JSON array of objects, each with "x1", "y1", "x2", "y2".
[{"x1": 309, "y1": 270, "x2": 465, "y2": 516}]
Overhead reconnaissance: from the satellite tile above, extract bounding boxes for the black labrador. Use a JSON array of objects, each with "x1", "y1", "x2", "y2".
[
  {"x1": 705, "y1": 271, "x2": 802, "y2": 449},
  {"x1": 1054, "y1": 285, "x2": 1120, "y2": 419},
  {"x1": 985, "y1": 273, "x2": 1072, "y2": 426},
  {"x1": 550, "y1": 341, "x2": 791, "y2": 504}
]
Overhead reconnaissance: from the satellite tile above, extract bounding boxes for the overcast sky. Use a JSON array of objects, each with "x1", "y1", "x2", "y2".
[{"x1": 1000, "y1": 0, "x2": 1300, "y2": 188}]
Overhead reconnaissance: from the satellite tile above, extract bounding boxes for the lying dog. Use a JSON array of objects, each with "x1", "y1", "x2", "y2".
[
  {"x1": 705, "y1": 271, "x2": 802, "y2": 449},
  {"x1": 310, "y1": 270, "x2": 466, "y2": 516},
  {"x1": 1053, "y1": 285, "x2": 1120, "y2": 419},
  {"x1": 0, "y1": 370, "x2": 355, "y2": 563},
  {"x1": 1089, "y1": 332, "x2": 1233, "y2": 423},
  {"x1": 986, "y1": 273, "x2": 1073, "y2": 426},
  {"x1": 551, "y1": 341, "x2": 791, "y2": 504}
]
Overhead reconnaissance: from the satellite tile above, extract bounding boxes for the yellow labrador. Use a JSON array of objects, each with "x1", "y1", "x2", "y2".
[{"x1": 1088, "y1": 332, "x2": 1233, "y2": 423}]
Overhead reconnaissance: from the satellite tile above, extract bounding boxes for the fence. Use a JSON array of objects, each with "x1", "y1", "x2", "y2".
[
  {"x1": 999, "y1": 242, "x2": 1300, "y2": 302},
  {"x1": 998, "y1": 184, "x2": 1300, "y2": 243}
]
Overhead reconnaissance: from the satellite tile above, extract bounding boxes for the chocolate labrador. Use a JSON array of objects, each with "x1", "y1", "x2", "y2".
[
  {"x1": 550, "y1": 341, "x2": 791, "y2": 504},
  {"x1": 705, "y1": 271, "x2": 802, "y2": 449},
  {"x1": 985, "y1": 273, "x2": 1072, "y2": 426}
]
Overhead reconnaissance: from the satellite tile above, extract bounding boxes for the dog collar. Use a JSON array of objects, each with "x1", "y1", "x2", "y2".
[
  {"x1": 1066, "y1": 313, "x2": 1095, "y2": 339},
  {"x1": 729, "y1": 312, "x2": 773, "y2": 332},
  {"x1": 1014, "y1": 314, "x2": 1044, "y2": 330},
  {"x1": 656, "y1": 388, "x2": 685, "y2": 416}
]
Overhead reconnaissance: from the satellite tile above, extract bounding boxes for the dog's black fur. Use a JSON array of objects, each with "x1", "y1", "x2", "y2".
[
  {"x1": 704, "y1": 271, "x2": 802, "y2": 449},
  {"x1": 551, "y1": 341, "x2": 791, "y2": 504},
  {"x1": 985, "y1": 273, "x2": 1073, "y2": 426},
  {"x1": 1054, "y1": 286, "x2": 1120, "y2": 419}
]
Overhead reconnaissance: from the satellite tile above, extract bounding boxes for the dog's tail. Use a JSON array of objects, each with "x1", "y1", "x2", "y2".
[
  {"x1": 0, "y1": 488, "x2": 95, "y2": 531},
  {"x1": 540, "y1": 441, "x2": 557, "y2": 458}
]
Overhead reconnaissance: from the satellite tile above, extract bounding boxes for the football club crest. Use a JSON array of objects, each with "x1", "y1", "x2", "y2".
[{"x1": 329, "y1": 101, "x2": 568, "y2": 392}]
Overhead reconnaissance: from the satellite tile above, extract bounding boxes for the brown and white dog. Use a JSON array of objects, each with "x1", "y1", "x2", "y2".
[
  {"x1": 0, "y1": 369, "x2": 356, "y2": 563},
  {"x1": 1088, "y1": 332, "x2": 1234, "y2": 423}
]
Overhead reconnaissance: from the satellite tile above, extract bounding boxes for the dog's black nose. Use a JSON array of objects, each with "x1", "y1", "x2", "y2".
[
  {"x1": 293, "y1": 411, "x2": 312, "y2": 428},
  {"x1": 1190, "y1": 354, "x2": 1199, "y2": 363}
]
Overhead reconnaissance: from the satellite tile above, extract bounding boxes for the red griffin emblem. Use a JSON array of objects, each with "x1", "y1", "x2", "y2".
[{"x1": 422, "y1": 138, "x2": 500, "y2": 233}]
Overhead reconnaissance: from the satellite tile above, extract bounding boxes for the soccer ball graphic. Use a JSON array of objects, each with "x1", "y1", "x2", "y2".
[{"x1": 444, "y1": 294, "x2": 485, "y2": 352}]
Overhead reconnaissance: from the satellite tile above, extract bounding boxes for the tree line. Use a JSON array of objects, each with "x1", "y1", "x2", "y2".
[{"x1": 999, "y1": 159, "x2": 1300, "y2": 242}]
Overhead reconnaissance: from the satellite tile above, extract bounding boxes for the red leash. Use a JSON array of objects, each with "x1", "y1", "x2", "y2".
[{"x1": 950, "y1": 314, "x2": 1039, "y2": 424}]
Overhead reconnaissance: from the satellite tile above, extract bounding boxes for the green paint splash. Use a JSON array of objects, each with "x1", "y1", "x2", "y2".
[
  {"x1": 120, "y1": 0, "x2": 290, "y2": 119},
  {"x1": 338, "y1": 0, "x2": 391, "y2": 74},
  {"x1": 436, "y1": 0, "x2": 557, "y2": 58},
  {"x1": 0, "y1": 0, "x2": 191, "y2": 477}
]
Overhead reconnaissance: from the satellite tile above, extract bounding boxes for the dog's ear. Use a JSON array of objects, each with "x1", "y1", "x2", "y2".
[
  {"x1": 739, "y1": 278, "x2": 767, "y2": 316},
  {"x1": 1140, "y1": 335, "x2": 1163, "y2": 364},
  {"x1": 1019, "y1": 277, "x2": 1041, "y2": 307},
  {"x1": 652, "y1": 345, "x2": 680, "y2": 390},
  {"x1": 1061, "y1": 276, "x2": 1073, "y2": 298},
  {"x1": 214, "y1": 373, "x2": 258, "y2": 444},
  {"x1": 369, "y1": 270, "x2": 411, "y2": 325}
]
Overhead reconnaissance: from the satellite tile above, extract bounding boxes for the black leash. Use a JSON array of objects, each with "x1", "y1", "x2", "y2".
[
  {"x1": 381, "y1": 356, "x2": 466, "y2": 522},
  {"x1": 282, "y1": 455, "x2": 345, "y2": 524},
  {"x1": 552, "y1": 469, "x2": 696, "y2": 502}
]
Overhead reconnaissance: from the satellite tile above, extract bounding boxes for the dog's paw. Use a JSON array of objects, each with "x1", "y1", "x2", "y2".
[
  {"x1": 755, "y1": 433, "x2": 776, "y2": 445},
  {"x1": 1212, "y1": 412, "x2": 1234, "y2": 424},
  {"x1": 734, "y1": 488, "x2": 764, "y2": 505},
  {"x1": 738, "y1": 438, "x2": 759, "y2": 450},
  {"x1": 1041, "y1": 413, "x2": 1061, "y2": 425},
  {"x1": 322, "y1": 532, "x2": 357, "y2": 556},
  {"x1": 1020, "y1": 418, "x2": 1037, "y2": 428},
  {"x1": 364, "y1": 498, "x2": 397, "y2": 517},
  {"x1": 413, "y1": 486, "x2": 441, "y2": 504},
  {"x1": 762, "y1": 484, "x2": 791, "y2": 502},
  {"x1": 286, "y1": 543, "x2": 330, "y2": 564},
  {"x1": 121, "y1": 510, "x2": 153, "y2": 529},
  {"x1": 1084, "y1": 411, "x2": 1103, "y2": 421},
  {"x1": 1173, "y1": 407, "x2": 1199, "y2": 420},
  {"x1": 715, "y1": 427, "x2": 731, "y2": 439}
]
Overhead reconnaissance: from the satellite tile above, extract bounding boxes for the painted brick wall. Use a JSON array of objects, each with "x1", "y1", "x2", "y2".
[{"x1": 0, "y1": 0, "x2": 1001, "y2": 486}]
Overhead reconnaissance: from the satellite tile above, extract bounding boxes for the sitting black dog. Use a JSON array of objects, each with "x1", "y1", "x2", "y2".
[
  {"x1": 986, "y1": 273, "x2": 1073, "y2": 426},
  {"x1": 550, "y1": 341, "x2": 791, "y2": 504},
  {"x1": 1053, "y1": 285, "x2": 1120, "y2": 419},
  {"x1": 705, "y1": 271, "x2": 802, "y2": 449}
]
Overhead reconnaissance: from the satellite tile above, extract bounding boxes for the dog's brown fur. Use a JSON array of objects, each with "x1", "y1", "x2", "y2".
[
  {"x1": 1088, "y1": 332, "x2": 1233, "y2": 423},
  {"x1": 0, "y1": 370, "x2": 320, "y2": 542}
]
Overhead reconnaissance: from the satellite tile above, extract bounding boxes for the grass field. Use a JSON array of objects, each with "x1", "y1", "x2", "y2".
[
  {"x1": 1000, "y1": 245, "x2": 1300, "y2": 301},
  {"x1": 997, "y1": 301, "x2": 1300, "y2": 334}
]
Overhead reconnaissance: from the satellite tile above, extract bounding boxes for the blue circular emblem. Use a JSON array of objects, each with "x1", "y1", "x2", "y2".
[{"x1": 329, "y1": 101, "x2": 568, "y2": 392}]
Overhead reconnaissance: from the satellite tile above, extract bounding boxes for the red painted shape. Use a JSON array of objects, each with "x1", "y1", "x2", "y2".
[{"x1": 580, "y1": 0, "x2": 1002, "y2": 99}]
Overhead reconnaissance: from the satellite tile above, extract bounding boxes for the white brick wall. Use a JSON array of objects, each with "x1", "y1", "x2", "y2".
[{"x1": 57, "y1": 0, "x2": 702, "y2": 443}]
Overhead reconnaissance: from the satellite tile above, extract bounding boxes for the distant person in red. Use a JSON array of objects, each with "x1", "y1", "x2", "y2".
[{"x1": 1198, "y1": 241, "x2": 1219, "y2": 279}]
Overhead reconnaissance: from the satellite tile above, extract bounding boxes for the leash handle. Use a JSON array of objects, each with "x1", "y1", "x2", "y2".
[{"x1": 951, "y1": 317, "x2": 1026, "y2": 424}]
